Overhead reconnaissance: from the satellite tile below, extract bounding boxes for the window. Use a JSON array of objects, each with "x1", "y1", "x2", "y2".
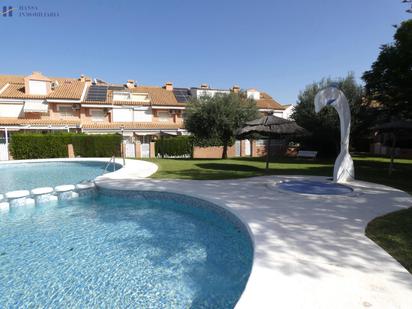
[
  {"x1": 57, "y1": 105, "x2": 75, "y2": 117},
  {"x1": 158, "y1": 111, "x2": 169, "y2": 122},
  {"x1": 90, "y1": 109, "x2": 105, "y2": 122}
]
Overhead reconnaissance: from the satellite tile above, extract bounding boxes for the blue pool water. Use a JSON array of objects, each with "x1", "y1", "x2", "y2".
[
  {"x1": 278, "y1": 180, "x2": 353, "y2": 195},
  {"x1": 0, "y1": 161, "x2": 121, "y2": 193},
  {"x1": 0, "y1": 190, "x2": 253, "y2": 308}
]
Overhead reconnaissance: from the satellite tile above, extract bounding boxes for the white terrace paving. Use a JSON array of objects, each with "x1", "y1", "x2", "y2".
[{"x1": 96, "y1": 166, "x2": 412, "y2": 309}]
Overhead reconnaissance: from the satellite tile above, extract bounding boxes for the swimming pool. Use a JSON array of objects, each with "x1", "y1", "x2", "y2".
[
  {"x1": 0, "y1": 161, "x2": 121, "y2": 194},
  {"x1": 0, "y1": 190, "x2": 253, "y2": 308}
]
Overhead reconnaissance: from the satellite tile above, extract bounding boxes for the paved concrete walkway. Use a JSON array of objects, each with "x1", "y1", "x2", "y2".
[
  {"x1": 95, "y1": 158, "x2": 158, "y2": 179},
  {"x1": 96, "y1": 173, "x2": 412, "y2": 309}
]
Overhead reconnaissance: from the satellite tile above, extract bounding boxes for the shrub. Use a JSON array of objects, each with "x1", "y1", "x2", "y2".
[
  {"x1": 10, "y1": 133, "x2": 71, "y2": 159},
  {"x1": 71, "y1": 134, "x2": 122, "y2": 157},
  {"x1": 10, "y1": 133, "x2": 121, "y2": 159},
  {"x1": 155, "y1": 136, "x2": 193, "y2": 158}
]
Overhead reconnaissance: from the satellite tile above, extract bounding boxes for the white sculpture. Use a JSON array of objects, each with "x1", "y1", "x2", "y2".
[{"x1": 314, "y1": 86, "x2": 355, "y2": 183}]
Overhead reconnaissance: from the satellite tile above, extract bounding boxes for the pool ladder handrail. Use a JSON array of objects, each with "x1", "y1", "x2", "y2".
[{"x1": 104, "y1": 155, "x2": 116, "y2": 174}]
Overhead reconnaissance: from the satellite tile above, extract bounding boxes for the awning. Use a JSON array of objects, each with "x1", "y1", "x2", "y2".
[
  {"x1": 23, "y1": 100, "x2": 48, "y2": 113},
  {"x1": 160, "y1": 131, "x2": 178, "y2": 136}
]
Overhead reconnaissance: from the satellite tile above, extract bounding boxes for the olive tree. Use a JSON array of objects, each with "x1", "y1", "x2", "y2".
[
  {"x1": 291, "y1": 74, "x2": 371, "y2": 155},
  {"x1": 185, "y1": 93, "x2": 258, "y2": 159}
]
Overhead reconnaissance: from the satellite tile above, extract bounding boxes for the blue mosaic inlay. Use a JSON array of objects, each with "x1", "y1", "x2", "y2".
[
  {"x1": 0, "y1": 161, "x2": 121, "y2": 194},
  {"x1": 0, "y1": 190, "x2": 253, "y2": 308},
  {"x1": 278, "y1": 180, "x2": 354, "y2": 195}
]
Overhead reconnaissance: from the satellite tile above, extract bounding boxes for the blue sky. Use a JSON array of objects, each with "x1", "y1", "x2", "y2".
[{"x1": 0, "y1": 0, "x2": 409, "y2": 103}]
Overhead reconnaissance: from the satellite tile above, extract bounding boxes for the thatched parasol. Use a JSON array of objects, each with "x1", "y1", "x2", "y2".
[
  {"x1": 236, "y1": 112, "x2": 307, "y2": 169},
  {"x1": 373, "y1": 120, "x2": 412, "y2": 174}
]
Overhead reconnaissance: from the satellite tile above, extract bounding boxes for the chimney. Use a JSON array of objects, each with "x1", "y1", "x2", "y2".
[
  {"x1": 79, "y1": 74, "x2": 86, "y2": 82},
  {"x1": 231, "y1": 85, "x2": 240, "y2": 94},
  {"x1": 200, "y1": 83, "x2": 209, "y2": 89},
  {"x1": 164, "y1": 82, "x2": 173, "y2": 91},
  {"x1": 126, "y1": 80, "x2": 136, "y2": 89}
]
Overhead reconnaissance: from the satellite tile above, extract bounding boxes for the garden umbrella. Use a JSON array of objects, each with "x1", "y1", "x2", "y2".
[
  {"x1": 373, "y1": 120, "x2": 412, "y2": 174},
  {"x1": 236, "y1": 112, "x2": 307, "y2": 169}
]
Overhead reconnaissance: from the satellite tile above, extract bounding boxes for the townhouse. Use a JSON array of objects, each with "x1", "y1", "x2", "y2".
[{"x1": 0, "y1": 72, "x2": 293, "y2": 158}]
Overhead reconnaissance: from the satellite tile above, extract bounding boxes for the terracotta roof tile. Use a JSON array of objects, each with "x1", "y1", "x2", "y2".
[
  {"x1": 0, "y1": 75, "x2": 24, "y2": 84},
  {"x1": 112, "y1": 101, "x2": 151, "y2": 106},
  {"x1": 1, "y1": 74, "x2": 285, "y2": 111},
  {"x1": 132, "y1": 86, "x2": 181, "y2": 106},
  {"x1": 25, "y1": 72, "x2": 51, "y2": 82},
  {"x1": 0, "y1": 82, "x2": 9, "y2": 94},
  {"x1": 0, "y1": 74, "x2": 86, "y2": 100},
  {"x1": 48, "y1": 78, "x2": 86, "y2": 99},
  {"x1": 0, "y1": 118, "x2": 81, "y2": 126},
  {"x1": 256, "y1": 92, "x2": 285, "y2": 110},
  {"x1": 84, "y1": 86, "x2": 185, "y2": 107},
  {"x1": 83, "y1": 89, "x2": 152, "y2": 106},
  {"x1": 82, "y1": 122, "x2": 184, "y2": 130}
]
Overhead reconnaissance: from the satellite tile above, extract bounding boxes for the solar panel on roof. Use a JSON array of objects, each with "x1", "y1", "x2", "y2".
[
  {"x1": 173, "y1": 88, "x2": 191, "y2": 103},
  {"x1": 86, "y1": 85, "x2": 108, "y2": 101}
]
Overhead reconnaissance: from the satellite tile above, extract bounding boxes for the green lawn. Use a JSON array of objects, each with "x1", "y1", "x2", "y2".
[
  {"x1": 366, "y1": 208, "x2": 412, "y2": 273},
  {"x1": 146, "y1": 155, "x2": 412, "y2": 194},
  {"x1": 148, "y1": 156, "x2": 332, "y2": 180},
  {"x1": 145, "y1": 155, "x2": 412, "y2": 273}
]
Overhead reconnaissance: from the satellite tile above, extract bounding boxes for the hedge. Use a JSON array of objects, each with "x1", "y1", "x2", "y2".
[
  {"x1": 71, "y1": 134, "x2": 122, "y2": 157},
  {"x1": 155, "y1": 136, "x2": 193, "y2": 157},
  {"x1": 10, "y1": 133, "x2": 122, "y2": 159}
]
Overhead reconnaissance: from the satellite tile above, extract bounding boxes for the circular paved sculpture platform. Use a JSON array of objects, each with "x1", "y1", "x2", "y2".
[{"x1": 278, "y1": 180, "x2": 353, "y2": 195}]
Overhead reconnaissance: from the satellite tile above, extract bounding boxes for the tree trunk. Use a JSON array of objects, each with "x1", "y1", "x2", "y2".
[
  {"x1": 389, "y1": 133, "x2": 396, "y2": 175},
  {"x1": 266, "y1": 137, "x2": 271, "y2": 170},
  {"x1": 222, "y1": 142, "x2": 228, "y2": 159}
]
